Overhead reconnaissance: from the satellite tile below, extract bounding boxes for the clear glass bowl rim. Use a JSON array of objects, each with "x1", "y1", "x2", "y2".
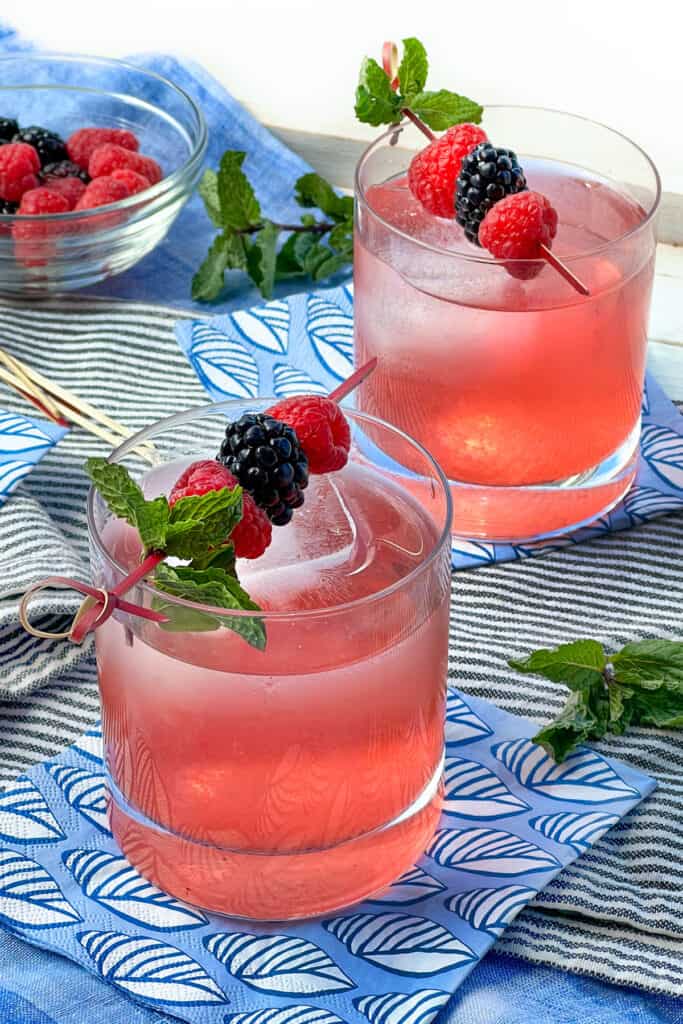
[
  {"x1": 355, "y1": 104, "x2": 662, "y2": 265},
  {"x1": 87, "y1": 399, "x2": 454, "y2": 622},
  {"x1": 0, "y1": 52, "x2": 208, "y2": 222}
]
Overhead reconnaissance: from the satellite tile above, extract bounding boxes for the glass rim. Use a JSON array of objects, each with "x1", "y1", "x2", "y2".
[
  {"x1": 0, "y1": 52, "x2": 208, "y2": 222},
  {"x1": 87, "y1": 399, "x2": 454, "y2": 622},
  {"x1": 355, "y1": 104, "x2": 662, "y2": 265}
]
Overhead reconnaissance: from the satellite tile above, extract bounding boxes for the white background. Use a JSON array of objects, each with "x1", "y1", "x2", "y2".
[{"x1": 4, "y1": 0, "x2": 683, "y2": 193}]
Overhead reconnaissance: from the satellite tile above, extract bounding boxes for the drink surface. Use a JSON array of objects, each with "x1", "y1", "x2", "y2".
[
  {"x1": 355, "y1": 157, "x2": 655, "y2": 538},
  {"x1": 96, "y1": 459, "x2": 448, "y2": 917}
]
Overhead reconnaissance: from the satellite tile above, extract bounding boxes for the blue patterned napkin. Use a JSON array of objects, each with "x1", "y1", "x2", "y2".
[
  {"x1": 174, "y1": 285, "x2": 683, "y2": 569},
  {"x1": 0, "y1": 410, "x2": 67, "y2": 508},
  {"x1": 0, "y1": 689, "x2": 654, "y2": 1024}
]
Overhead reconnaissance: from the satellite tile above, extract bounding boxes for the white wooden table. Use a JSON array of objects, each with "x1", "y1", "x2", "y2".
[{"x1": 275, "y1": 127, "x2": 683, "y2": 402}]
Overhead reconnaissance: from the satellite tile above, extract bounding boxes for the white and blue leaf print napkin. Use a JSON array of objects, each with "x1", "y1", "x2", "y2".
[
  {"x1": 0, "y1": 690, "x2": 654, "y2": 1024},
  {"x1": 174, "y1": 285, "x2": 683, "y2": 571},
  {"x1": 0, "y1": 411, "x2": 67, "y2": 509}
]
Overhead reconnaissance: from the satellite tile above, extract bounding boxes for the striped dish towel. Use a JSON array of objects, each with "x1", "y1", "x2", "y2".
[{"x1": 0, "y1": 297, "x2": 682, "y2": 999}]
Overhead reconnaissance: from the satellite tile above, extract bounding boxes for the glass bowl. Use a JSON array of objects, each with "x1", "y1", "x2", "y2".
[{"x1": 0, "y1": 53, "x2": 208, "y2": 294}]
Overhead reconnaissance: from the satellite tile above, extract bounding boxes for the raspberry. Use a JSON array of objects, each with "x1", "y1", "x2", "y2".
[
  {"x1": 135, "y1": 155, "x2": 162, "y2": 186},
  {"x1": 75, "y1": 176, "x2": 130, "y2": 210},
  {"x1": 408, "y1": 123, "x2": 488, "y2": 219},
  {"x1": 265, "y1": 395, "x2": 351, "y2": 474},
  {"x1": 66, "y1": 127, "x2": 139, "y2": 170},
  {"x1": 88, "y1": 144, "x2": 162, "y2": 185},
  {"x1": 41, "y1": 159, "x2": 90, "y2": 184},
  {"x1": 455, "y1": 143, "x2": 527, "y2": 244},
  {"x1": 13, "y1": 188, "x2": 69, "y2": 262},
  {"x1": 169, "y1": 459, "x2": 272, "y2": 559},
  {"x1": 110, "y1": 168, "x2": 152, "y2": 195},
  {"x1": 12, "y1": 126, "x2": 67, "y2": 167},
  {"x1": 218, "y1": 414, "x2": 309, "y2": 526},
  {"x1": 479, "y1": 191, "x2": 558, "y2": 264},
  {"x1": 41, "y1": 176, "x2": 86, "y2": 210},
  {"x1": 229, "y1": 496, "x2": 273, "y2": 559},
  {"x1": 0, "y1": 142, "x2": 40, "y2": 203}
]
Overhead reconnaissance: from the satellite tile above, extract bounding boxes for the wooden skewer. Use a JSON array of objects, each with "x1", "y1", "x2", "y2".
[
  {"x1": 328, "y1": 358, "x2": 378, "y2": 403},
  {"x1": 0, "y1": 347, "x2": 157, "y2": 464}
]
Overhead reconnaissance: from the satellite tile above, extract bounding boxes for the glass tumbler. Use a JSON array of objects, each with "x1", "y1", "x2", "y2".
[
  {"x1": 354, "y1": 107, "x2": 660, "y2": 541},
  {"x1": 88, "y1": 401, "x2": 452, "y2": 920}
]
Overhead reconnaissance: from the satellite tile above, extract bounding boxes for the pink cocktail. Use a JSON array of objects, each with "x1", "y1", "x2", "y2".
[
  {"x1": 88, "y1": 403, "x2": 452, "y2": 920},
  {"x1": 354, "y1": 108, "x2": 660, "y2": 540}
]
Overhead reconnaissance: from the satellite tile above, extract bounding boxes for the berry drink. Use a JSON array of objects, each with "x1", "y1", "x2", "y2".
[
  {"x1": 88, "y1": 399, "x2": 452, "y2": 920},
  {"x1": 354, "y1": 108, "x2": 660, "y2": 540}
]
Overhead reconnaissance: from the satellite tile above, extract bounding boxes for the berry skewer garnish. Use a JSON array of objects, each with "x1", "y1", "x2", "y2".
[
  {"x1": 379, "y1": 40, "x2": 589, "y2": 296},
  {"x1": 19, "y1": 360, "x2": 376, "y2": 649}
]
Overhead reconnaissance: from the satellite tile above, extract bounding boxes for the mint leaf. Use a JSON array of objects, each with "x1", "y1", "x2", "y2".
[
  {"x1": 192, "y1": 234, "x2": 230, "y2": 302},
  {"x1": 275, "y1": 233, "x2": 307, "y2": 280},
  {"x1": 217, "y1": 151, "x2": 261, "y2": 230},
  {"x1": 355, "y1": 57, "x2": 401, "y2": 126},
  {"x1": 612, "y1": 639, "x2": 683, "y2": 691},
  {"x1": 85, "y1": 457, "x2": 146, "y2": 525},
  {"x1": 190, "y1": 544, "x2": 236, "y2": 573},
  {"x1": 153, "y1": 563, "x2": 266, "y2": 650},
  {"x1": 166, "y1": 485, "x2": 243, "y2": 560},
  {"x1": 328, "y1": 222, "x2": 353, "y2": 258},
  {"x1": 509, "y1": 639, "x2": 606, "y2": 691},
  {"x1": 135, "y1": 496, "x2": 170, "y2": 553},
  {"x1": 293, "y1": 231, "x2": 318, "y2": 266},
  {"x1": 245, "y1": 219, "x2": 279, "y2": 299},
  {"x1": 409, "y1": 89, "x2": 483, "y2": 130},
  {"x1": 533, "y1": 691, "x2": 606, "y2": 762},
  {"x1": 198, "y1": 169, "x2": 222, "y2": 228},
  {"x1": 311, "y1": 251, "x2": 349, "y2": 282},
  {"x1": 294, "y1": 173, "x2": 353, "y2": 222},
  {"x1": 398, "y1": 37, "x2": 428, "y2": 99},
  {"x1": 624, "y1": 686, "x2": 683, "y2": 728}
]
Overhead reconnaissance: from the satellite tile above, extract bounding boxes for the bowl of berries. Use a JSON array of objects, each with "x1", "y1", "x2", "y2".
[{"x1": 0, "y1": 53, "x2": 207, "y2": 293}]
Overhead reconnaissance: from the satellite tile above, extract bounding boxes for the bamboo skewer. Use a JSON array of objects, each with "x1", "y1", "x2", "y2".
[{"x1": 0, "y1": 347, "x2": 157, "y2": 464}]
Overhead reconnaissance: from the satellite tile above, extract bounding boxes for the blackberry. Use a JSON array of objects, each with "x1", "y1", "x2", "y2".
[
  {"x1": 40, "y1": 159, "x2": 90, "y2": 184},
  {"x1": 455, "y1": 143, "x2": 527, "y2": 244},
  {"x1": 218, "y1": 413, "x2": 309, "y2": 527},
  {"x1": 0, "y1": 199, "x2": 18, "y2": 214},
  {"x1": 12, "y1": 126, "x2": 67, "y2": 167},
  {"x1": 0, "y1": 118, "x2": 18, "y2": 142}
]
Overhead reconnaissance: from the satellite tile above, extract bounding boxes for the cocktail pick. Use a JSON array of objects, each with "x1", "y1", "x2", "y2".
[
  {"x1": 19, "y1": 360, "x2": 380, "y2": 645},
  {"x1": 382, "y1": 42, "x2": 590, "y2": 297},
  {"x1": 0, "y1": 347, "x2": 158, "y2": 462},
  {"x1": 328, "y1": 357, "x2": 378, "y2": 403}
]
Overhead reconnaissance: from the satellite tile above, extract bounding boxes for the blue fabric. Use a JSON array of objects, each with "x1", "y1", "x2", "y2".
[
  {"x1": 2, "y1": 934, "x2": 682, "y2": 1024},
  {"x1": 0, "y1": 18, "x2": 681, "y2": 1024},
  {"x1": 0, "y1": 412, "x2": 67, "y2": 510},
  {"x1": 0, "y1": 693, "x2": 659, "y2": 1024},
  {"x1": 174, "y1": 285, "x2": 683, "y2": 570}
]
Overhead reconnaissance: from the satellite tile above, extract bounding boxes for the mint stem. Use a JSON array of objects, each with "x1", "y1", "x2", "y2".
[
  {"x1": 70, "y1": 550, "x2": 166, "y2": 644},
  {"x1": 236, "y1": 220, "x2": 335, "y2": 236}
]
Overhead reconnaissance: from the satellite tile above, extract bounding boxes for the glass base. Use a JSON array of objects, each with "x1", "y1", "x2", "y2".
[
  {"x1": 448, "y1": 421, "x2": 640, "y2": 543},
  {"x1": 106, "y1": 764, "x2": 444, "y2": 921}
]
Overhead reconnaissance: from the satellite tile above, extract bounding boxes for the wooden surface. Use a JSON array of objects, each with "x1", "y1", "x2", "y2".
[
  {"x1": 272, "y1": 125, "x2": 683, "y2": 402},
  {"x1": 648, "y1": 244, "x2": 683, "y2": 399}
]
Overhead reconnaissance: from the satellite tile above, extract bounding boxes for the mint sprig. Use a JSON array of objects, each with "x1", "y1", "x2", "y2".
[
  {"x1": 355, "y1": 37, "x2": 483, "y2": 131},
  {"x1": 85, "y1": 458, "x2": 265, "y2": 650},
  {"x1": 510, "y1": 638, "x2": 683, "y2": 761},
  {"x1": 193, "y1": 155, "x2": 353, "y2": 302}
]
